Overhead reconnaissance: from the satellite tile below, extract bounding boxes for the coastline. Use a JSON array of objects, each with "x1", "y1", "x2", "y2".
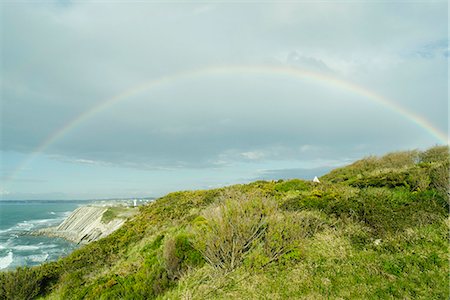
[
  {"x1": 0, "y1": 200, "x2": 144, "y2": 271},
  {"x1": 34, "y1": 205, "x2": 138, "y2": 244}
]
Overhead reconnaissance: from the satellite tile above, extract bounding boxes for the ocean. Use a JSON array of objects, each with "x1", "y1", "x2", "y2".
[{"x1": 0, "y1": 200, "x2": 91, "y2": 271}]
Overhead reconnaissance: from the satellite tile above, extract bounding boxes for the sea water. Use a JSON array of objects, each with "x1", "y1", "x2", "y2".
[{"x1": 0, "y1": 200, "x2": 91, "y2": 271}]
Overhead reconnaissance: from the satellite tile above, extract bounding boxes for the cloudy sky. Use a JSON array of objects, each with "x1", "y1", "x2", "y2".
[{"x1": 1, "y1": 1, "x2": 448, "y2": 200}]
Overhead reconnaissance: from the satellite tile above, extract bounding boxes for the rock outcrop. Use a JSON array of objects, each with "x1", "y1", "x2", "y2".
[{"x1": 38, "y1": 206, "x2": 127, "y2": 244}]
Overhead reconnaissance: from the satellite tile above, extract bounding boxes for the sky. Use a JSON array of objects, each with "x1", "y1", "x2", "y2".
[{"x1": 1, "y1": 1, "x2": 448, "y2": 200}]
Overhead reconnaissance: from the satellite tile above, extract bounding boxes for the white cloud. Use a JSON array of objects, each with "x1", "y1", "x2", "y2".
[
  {"x1": 74, "y1": 159, "x2": 98, "y2": 165},
  {"x1": 241, "y1": 151, "x2": 266, "y2": 160}
]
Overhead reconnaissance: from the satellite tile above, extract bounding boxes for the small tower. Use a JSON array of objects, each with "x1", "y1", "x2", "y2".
[
  {"x1": 313, "y1": 176, "x2": 321, "y2": 183},
  {"x1": 133, "y1": 199, "x2": 137, "y2": 207}
]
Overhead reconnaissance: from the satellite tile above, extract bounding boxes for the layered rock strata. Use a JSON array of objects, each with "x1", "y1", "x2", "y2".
[{"x1": 38, "y1": 206, "x2": 126, "y2": 244}]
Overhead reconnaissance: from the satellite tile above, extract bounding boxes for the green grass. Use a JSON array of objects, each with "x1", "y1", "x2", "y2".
[
  {"x1": 0, "y1": 146, "x2": 448, "y2": 300},
  {"x1": 101, "y1": 206, "x2": 136, "y2": 224}
]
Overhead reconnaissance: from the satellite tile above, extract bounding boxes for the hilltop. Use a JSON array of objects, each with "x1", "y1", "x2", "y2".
[{"x1": 0, "y1": 146, "x2": 448, "y2": 299}]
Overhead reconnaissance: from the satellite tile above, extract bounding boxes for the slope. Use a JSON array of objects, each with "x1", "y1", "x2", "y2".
[{"x1": 0, "y1": 146, "x2": 448, "y2": 299}]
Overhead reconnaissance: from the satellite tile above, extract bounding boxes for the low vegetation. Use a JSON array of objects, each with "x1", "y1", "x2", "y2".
[
  {"x1": 0, "y1": 146, "x2": 448, "y2": 299},
  {"x1": 101, "y1": 206, "x2": 138, "y2": 224}
]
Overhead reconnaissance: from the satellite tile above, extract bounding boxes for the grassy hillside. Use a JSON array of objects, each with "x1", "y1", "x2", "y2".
[{"x1": 1, "y1": 146, "x2": 448, "y2": 299}]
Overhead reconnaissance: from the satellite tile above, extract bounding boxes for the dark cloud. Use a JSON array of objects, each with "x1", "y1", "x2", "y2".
[{"x1": 1, "y1": 2, "x2": 447, "y2": 199}]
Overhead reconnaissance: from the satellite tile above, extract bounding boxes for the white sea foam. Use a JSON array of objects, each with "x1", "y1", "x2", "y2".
[
  {"x1": 0, "y1": 204, "x2": 80, "y2": 268},
  {"x1": 2, "y1": 218, "x2": 60, "y2": 234},
  {"x1": 13, "y1": 245, "x2": 40, "y2": 251},
  {"x1": 16, "y1": 221, "x2": 34, "y2": 231},
  {"x1": 28, "y1": 253, "x2": 49, "y2": 263},
  {"x1": 0, "y1": 228, "x2": 12, "y2": 234},
  {"x1": 34, "y1": 219, "x2": 54, "y2": 224},
  {"x1": 39, "y1": 244, "x2": 58, "y2": 249},
  {"x1": 62, "y1": 211, "x2": 72, "y2": 217},
  {"x1": 28, "y1": 218, "x2": 58, "y2": 227},
  {"x1": 0, "y1": 251, "x2": 13, "y2": 270}
]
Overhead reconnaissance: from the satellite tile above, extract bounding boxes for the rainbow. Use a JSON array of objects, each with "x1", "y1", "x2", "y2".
[{"x1": 5, "y1": 64, "x2": 448, "y2": 183}]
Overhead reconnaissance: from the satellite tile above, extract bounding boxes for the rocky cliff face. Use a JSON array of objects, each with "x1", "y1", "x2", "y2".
[{"x1": 38, "y1": 206, "x2": 127, "y2": 244}]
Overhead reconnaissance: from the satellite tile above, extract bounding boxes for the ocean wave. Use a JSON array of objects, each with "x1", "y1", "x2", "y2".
[
  {"x1": 37, "y1": 242, "x2": 58, "y2": 249},
  {"x1": 0, "y1": 217, "x2": 64, "y2": 235},
  {"x1": 27, "y1": 218, "x2": 59, "y2": 226},
  {"x1": 0, "y1": 228, "x2": 12, "y2": 234},
  {"x1": 50, "y1": 211, "x2": 72, "y2": 222},
  {"x1": 13, "y1": 245, "x2": 40, "y2": 251},
  {"x1": 28, "y1": 253, "x2": 49, "y2": 263},
  {"x1": 0, "y1": 251, "x2": 13, "y2": 270}
]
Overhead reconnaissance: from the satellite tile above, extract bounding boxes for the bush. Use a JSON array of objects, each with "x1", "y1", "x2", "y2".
[
  {"x1": 192, "y1": 190, "x2": 277, "y2": 271},
  {"x1": 354, "y1": 188, "x2": 395, "y2": 234},
  {"x1": 264, "y1": 210, "x2": 327, "y2": 262},
  {"x1": 419, "y1": 145, "x2": 449, "y2": 164},
  {"x1": 0, "y1": 267, "x2": 41, "y2": 300},
  {"x1": 428, "y1": 162, "x2": 449, "y2": 202},
  {"x1": 84, "y1": 234, "x2": 174, "y2": 299},
  {"x1": 192, "y1": 190, "x2": 328, "y2": 272},
  {"x1": 321, "y1": 147, "x2": 448, "y2": 192},
  {"x1": 354, "y1": 188, "x2": 447, "y2": 235},
  {"x1": 101, "y1": 207, "x2": 127, "y2": 223},
  {"x1": 274, "y1": 179, "x2": 311, "y2": 193},
  {"x1": 279, "y1": 184, "x2": 359, "y2": 217},
  {"x1": 163, "y1": 232, "x2": 204, "y2": 279},
  {"x1": 280, "y1": 183, "x2": 447, "y2": 237},
  {"x1": 380, "y1": 150, "x2": 419, "y2": 168}
]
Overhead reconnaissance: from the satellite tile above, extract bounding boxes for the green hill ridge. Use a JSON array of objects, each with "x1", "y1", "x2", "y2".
[{"x1": 1, "y1": 146, "x2": 448, "y2": 299}]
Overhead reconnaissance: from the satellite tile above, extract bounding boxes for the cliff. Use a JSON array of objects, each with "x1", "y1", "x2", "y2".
[{"x1": 38, "y1": 206, "x2": 133, "y2": 244}]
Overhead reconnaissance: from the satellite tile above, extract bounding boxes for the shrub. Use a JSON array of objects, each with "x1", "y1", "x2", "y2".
[
  {"x1": 279, "y1": 184, "x2": 359, "y2": 217},
  {"x1": 353, "y1": 188, "x2": 447, "y2": 235},
  {"x1": 264, "y1": 210, "x2": 327, "y2": 262},
  {"x1": 85, "y1": 234, "x2": 174, "y2": 299},
  {"x1": 419, "y1": 145, "x2": 449, "y2": 164},
  {"x1": 0, "y1": 267, "x2": 40, "y2": 300},
  {"x1": 163, "y1": 232, "x2": 204, "y2": 280},
  {"x1": 59, "y1": 270, "x2": 88, "y2": 299},
  {"x1": 101, "y1": 207, "x2": 125, "y2": 224},
  {"x1": 379, "y1": 150, "x2": 419, "y2": 168},
  {"x1": 321, "y1": 148, "x2": 448, "y2": 192},
  {"x1": 274, "y1": 179, "x2": 311, "y2": 193},
  {"x1": 0, "y1": 264, "x2": 64, "y2": 299},
  {"x1": 406, "y1": 167, "x2": 431, "y2": 191},
  {"x1": 192, "y1": 190, "x2": 328, "y2": 272},
  {"x1": 354, "y1": 188, "x2": 395, "y2": 234},
  {"x1": 192, "y1": 190, "x2": 277, "y2": 271},
  {"x1": 428, "y1": 162, "x2": 449, "y2": 202}
]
